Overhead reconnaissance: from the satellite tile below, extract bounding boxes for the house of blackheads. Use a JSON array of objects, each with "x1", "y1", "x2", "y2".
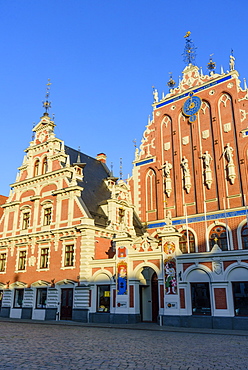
[{"x1": 0, "y1": 35, "x2": 247, "y2": 329}]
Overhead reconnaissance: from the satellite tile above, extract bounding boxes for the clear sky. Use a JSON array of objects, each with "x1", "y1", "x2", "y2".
[{"x1": 0, "y1": 0, "x2": 247, "y2": 196}]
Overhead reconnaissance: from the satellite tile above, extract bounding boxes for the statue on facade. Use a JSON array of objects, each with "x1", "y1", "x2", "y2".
[
  {"x1": 162, "y1": 161, "x2": 173, "y2": 198},
  {"x1": 201, "y1": 151, "x2": 213, "y2": 189},
  {"x1": 223, "y1": 143, "x2": 236, "y2": 184},
  {"x1": 229, "y1": 54, "x2": 235, "y2": 71},
  {"x1": 224, "y1": 143, "x2": 234, "y2": 164},
  {"x1": 164, "y1": 260, "x2": 177, "y2": 294},
  {"x1": 181, "y1": 156, "x2": 191, "y2": 193},
  {"x1": 153, "y1": 88, "x2": 159, "y2": 103}
]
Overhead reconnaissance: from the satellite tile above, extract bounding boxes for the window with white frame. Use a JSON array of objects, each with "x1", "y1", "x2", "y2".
[
  {"x1": 43, "y1": 207, "x2": 52, "y2": 226},
  {"x1": 18, "y1": 250, "x2": 27, "y2": 271},
  {"x1": 179, "y1": 230, "x2": 196, "y2": 253},
  {"x1": 40, "y1": 247, "x2": 49, "y2": 269},
  {"x1": 42, "y1": 157, "x2": 48, "y2": 174},
  {"x1": 0, "y1": 252, "x2": 6, "y2": 272},
  {"x1": 13, "y1": 289, "x2": 24, "y2": 308},
  {"x1": 241, "y1": 224, "x2": 248, "y2": 250},
  {"x1": 64, "y1": 245, "x2": 74, "y2": 267},
  {"x1": 34, "y1": 159, "x2": 39, "y2": 176},
  {"x1": 209, "y1": 225, "x2": 228, "y2": 251},
  {"x1": 97, "y1": 285, "x2": 110, "y2": 312},
  {"x1": 36, "y1": 288, "x2": 47, "y2": 309},
  {"x1": 22, "y1": 211, "x2": 30, "y2": 229}
]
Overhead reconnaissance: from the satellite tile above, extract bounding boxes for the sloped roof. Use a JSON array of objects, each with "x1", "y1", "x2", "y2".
[{"x1": 65, "y1": 146, "x2": 111, "y2": 216}]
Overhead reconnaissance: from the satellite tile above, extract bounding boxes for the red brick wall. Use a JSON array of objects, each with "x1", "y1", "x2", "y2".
[
  {"x1": 214, "y1": 288, "x2": 227, "y2": 309},
  {"x1": 129, "y1": 285, "x2": 134, "y2": 308},
  {"x1": 179, "y1": 288, "x2": 186, "y2": 309}
]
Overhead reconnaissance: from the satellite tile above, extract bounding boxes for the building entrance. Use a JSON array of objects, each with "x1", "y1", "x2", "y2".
[
  {"x1": 139, "y1": 267, "x2": 158, "y2": 322},
  {"x1": 60, "y1": 288, "x2": 73, "y2": 320}
]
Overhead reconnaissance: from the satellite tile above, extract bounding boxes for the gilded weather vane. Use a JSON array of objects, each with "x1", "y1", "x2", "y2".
[
  {"x1": 207, "y1": 54, "x2": 216, "y2": 75},
  {"x1": 42, "y1": 79, "x2": 52, "y2": 114},
  {"x1": 183, "y1": 31, "x2": 197, "y2": 66},
  {"x1": 167, "y1": 72, "x2": 176, "y2": 90}
]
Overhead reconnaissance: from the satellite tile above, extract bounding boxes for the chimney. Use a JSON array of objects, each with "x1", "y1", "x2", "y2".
[{"x1": 96, "y1": 153, "x2": 107, "y2": 163}]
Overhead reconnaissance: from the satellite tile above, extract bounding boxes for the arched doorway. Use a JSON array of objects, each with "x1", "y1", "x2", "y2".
[{"x1": 139, "y1": 266, "x2": 158, "y2": 322}]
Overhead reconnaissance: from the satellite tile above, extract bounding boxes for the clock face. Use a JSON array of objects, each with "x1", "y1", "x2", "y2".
[{"x1": 182, "y1": 95, "x2": 202, "y2": 117}]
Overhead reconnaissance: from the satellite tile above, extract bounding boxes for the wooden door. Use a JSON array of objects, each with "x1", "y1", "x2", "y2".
[
  {"x1": 151, "y1": 272, "x2": 159, "y2": 322},
  {"x1": 60, "y1": 288, "x2": 73, "y2": 320}
]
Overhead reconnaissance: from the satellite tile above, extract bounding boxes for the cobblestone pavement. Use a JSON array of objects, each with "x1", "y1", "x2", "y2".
[{"x1": 0, "y1": 322, "x2": 247, "y2": 369}]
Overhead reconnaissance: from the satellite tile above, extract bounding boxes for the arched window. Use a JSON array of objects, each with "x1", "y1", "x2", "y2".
[
  {"x1": 209, "y1": 225, "x2": 228, "y2": 251},
  {"x1": 145, "y1": 168, "x2": 157, "y2": 221},
  {"x1": 34, "y1": 159, "x2": 39, "y2": 176},
  {"x1": 241, "y1": 223, "x2": 248, "y2": 249},
  {"x1": 179, "y1": 230, "x2": 196, "y2": 253},
  {"x1": 42, "y1": 157, "x2": 48, "y2": 174}
]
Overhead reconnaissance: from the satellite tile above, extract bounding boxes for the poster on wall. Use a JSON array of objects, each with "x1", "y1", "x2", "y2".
[
  {"x1": 117, "y1": 261, "x2": 128, "y2": 295},
  {"x1": 164, "y1": 258, "x2": 177, "y2": 294}
]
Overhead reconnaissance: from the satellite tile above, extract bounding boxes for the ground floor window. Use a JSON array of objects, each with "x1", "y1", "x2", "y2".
[
  {"x1": 233, "y1": 282, "x2": 248, "y2": 316},
  {"x1": 191, "y1": 283, "x2": 211, "y2": 316},
  {"x1": 97, "y1": 285, "x2": 110, "y2": 312},
  {"x1": 36, "y1": 288, "x2": 47, "y2": 309},
  {"x1": 13, "y1": 289, "x2": 24, "y2": 308}
]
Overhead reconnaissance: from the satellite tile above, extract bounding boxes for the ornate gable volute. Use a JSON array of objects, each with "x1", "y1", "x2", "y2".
[{"x1": 103, "y1": 178, "x2": 135, "y2": 236}]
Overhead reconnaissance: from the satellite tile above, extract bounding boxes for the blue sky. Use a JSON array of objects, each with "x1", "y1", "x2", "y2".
[{"x1": 0, "y1": 0, "x2": 247, "y2": 196}]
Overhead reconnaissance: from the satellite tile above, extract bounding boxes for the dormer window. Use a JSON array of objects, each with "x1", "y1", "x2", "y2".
[
  {"x1": 34, "y1": 159, "x2": 40, "y2": 176},
  {"x1": 42, "y1": 157, "x2": 48, "y2": 174}
]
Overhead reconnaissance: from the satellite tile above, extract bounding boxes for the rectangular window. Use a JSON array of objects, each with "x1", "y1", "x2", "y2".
[
  {"x1": 40, "y1": 248, "x2": 49, "y2": 269},
  {"x1": 64, "y1": 245, "x2": 74, "y2": 267},
  {"x1": 13, "y1": 289, "x2": 24, "y2": 308},
  {"x1": 191, "y1": 283, "x2": 211, "y2": 316},
  {"x1": 43, "y1": 208, "x2": 52, "y2": 226},
  {"x1": 233, "y1": 282, "x2": 248, "y2": 316},
  {"x1": 97, "y1": 285, "x2": 110, "y2": 313},
  {"x1": 18, "y1": 250, "x2": 27, "y2": 271},
  {"x1": 36, "y1": 288, "x2": 47, "y2": 309},
  {"x1": 0, "y1": 253, "x2": 6, "y2": 272},
  {"x1": 22, "y1": 212, "x2": 30, "y2": 229}
]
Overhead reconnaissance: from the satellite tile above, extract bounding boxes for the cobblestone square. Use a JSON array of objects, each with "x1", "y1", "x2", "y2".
[{"x1": 0, "y1": 322, "x2": 247, "y2": 369}]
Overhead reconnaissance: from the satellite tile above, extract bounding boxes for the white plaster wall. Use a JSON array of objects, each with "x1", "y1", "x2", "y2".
[
  {"x1": 32, "y1": 309, "x2": 46, "y2": 320},
  {"x1": 10, "y1": 308, "x2": 22, "y2": 319}
]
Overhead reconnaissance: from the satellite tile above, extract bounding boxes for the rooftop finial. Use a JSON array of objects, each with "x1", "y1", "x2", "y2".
[
  {"x1": 183, "y1": 31, "x2": 197, "y2": 66},
  {"x1": 229, "y1": 50, "x2": 235, "y2": 71},
  {"x1": 207, "y1": 54, "x2": 216, "y2": 75},
  {"x1": 42, "y1": 79, "x2": 52, "y2": 115},
  {"x1": 77, "y1": 146, "x2": 81, "y2": 163},
  {"x1": 167, "y1": 72, "x2": 176, "y2": 90}
]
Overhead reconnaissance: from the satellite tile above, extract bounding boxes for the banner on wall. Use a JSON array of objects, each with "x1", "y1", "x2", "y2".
[{"x1": 117, "y1": 246, "x2": 128, "y2": 295}]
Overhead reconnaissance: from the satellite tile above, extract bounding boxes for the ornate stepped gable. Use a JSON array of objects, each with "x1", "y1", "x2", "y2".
[{"x1": 130, "y1": 54, "x2": 248, "y2": 226}]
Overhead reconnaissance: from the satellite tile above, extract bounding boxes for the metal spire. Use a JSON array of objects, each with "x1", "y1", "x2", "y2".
[
  {"x1": 42, "y1": 79, "x2": 52, "y2": 115},
  {"x1": 182, "y1": 31, "x2": 197, "y2": 65},
  {"x1": 119, "y1": 158, "x2": 123, "y2": 180}
]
